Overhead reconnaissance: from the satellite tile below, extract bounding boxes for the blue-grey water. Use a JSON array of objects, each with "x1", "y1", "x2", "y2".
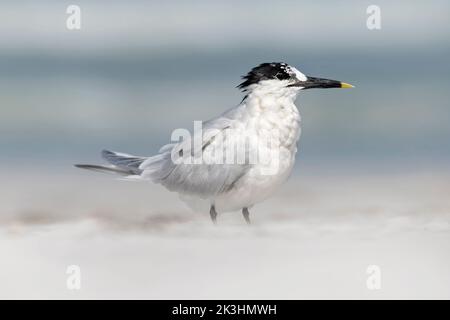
[
  {"x1": 1, "y1": 48, "x2": 449, "y2": 172},
  {"x1": 0, "y1": 0, "x2": 449, "y2": 174}
]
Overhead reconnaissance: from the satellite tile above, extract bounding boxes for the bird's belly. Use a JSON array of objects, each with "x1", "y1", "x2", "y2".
[
  {"x1": 214, "y1": 148, "x2": 296, "y2": 212},
  {"x1": 215, "y1": 112, "x2": 300, "y2": 212},
  {"x1": 178, "y1": 102, "x2": 301, "y2": 214}
]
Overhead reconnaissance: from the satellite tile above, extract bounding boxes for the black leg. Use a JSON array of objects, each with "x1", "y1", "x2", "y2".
[
  {"x1": 210, "y1": 205, "x2": 218, "y2": 224},
  {"x1": 242, "y1": 207, "x2": 251, "y2": 225}
]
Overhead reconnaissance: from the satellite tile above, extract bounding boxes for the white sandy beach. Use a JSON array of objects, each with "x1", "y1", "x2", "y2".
[{"x1": 1, "y1": 169, "x2": 449, "y2": 299}]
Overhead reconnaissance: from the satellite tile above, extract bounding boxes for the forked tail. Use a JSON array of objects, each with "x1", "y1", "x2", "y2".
[{"x1": 75, "y1": 150, "x2": 147, "y2": 176}]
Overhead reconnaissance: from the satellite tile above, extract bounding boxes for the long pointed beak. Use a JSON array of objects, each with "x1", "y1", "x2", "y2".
[{"x1": 292, "y1": 76, "x2": 354, "y2": 89}]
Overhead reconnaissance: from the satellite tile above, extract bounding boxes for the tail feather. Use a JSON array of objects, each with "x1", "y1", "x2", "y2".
[
  {"x1": 101, "y1": 150, "x2": 146, "y2": 174},
  {"x1": 74, "y1": 164, "x2": 132, "y2": 176},
  {"x1": 75, "y1": 149, "x2": 149, "y2": 177}
]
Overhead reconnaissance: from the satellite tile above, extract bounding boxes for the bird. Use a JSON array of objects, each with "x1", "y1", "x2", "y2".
[{"x1": 75, "y1": 62, "x2": 353, "y2": 224}]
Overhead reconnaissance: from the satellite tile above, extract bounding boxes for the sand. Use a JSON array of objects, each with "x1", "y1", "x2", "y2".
[{"x1": 1, "y1": 169, "x2": 449, "y2": 299}]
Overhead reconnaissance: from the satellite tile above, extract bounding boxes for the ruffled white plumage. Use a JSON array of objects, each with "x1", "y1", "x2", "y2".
[{"x1": 136, "y1": 80, "x2": 301, "y2": 213}]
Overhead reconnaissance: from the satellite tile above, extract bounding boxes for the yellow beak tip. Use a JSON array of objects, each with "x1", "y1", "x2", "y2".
[{"x1": 340, "y1": 82, "x2": 354, "y2": 89}]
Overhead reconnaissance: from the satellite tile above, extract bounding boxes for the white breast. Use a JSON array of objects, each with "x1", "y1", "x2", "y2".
[{"x1": 213, "y1": 91, "x2": 302, "y2": 212}]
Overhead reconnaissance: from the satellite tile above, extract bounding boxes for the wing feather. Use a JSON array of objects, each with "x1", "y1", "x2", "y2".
[{"x1": 140, "y1": 113, "x2": 250, "y2": 198}]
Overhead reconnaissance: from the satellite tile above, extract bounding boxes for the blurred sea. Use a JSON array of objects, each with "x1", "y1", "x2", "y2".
[{"x1": 0, "y1": 0, "x2": 449, "y2": 174}]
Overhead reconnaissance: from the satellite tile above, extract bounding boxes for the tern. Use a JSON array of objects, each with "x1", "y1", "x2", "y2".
[{"x1": 76, "y1": 62, "x2": 353, "y2": 224}]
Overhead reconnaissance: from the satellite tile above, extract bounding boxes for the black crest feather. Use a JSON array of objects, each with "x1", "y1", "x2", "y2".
[{"x1": 238, "y1": 62, "x2": 292, "y2": 90}]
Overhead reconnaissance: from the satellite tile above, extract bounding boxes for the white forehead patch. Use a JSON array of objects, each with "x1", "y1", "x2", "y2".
[{"x1": 291, "y1": 67, "x2": 307, "y2": 81}]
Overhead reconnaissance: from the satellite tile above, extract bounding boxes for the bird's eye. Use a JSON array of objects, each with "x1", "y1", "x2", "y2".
[{"x1": 276, "y1": 72, "x2": 290, "y2": 80}]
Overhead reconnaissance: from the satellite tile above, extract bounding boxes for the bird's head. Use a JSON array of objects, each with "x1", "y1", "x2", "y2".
[{"x1": 238, "y1": 62, "x2": 353, "y2": 99}]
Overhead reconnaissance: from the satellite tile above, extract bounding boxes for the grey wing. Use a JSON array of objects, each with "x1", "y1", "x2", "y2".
[{"x1": 139, "y1": 114, "x2": 250, "y2": 198}]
